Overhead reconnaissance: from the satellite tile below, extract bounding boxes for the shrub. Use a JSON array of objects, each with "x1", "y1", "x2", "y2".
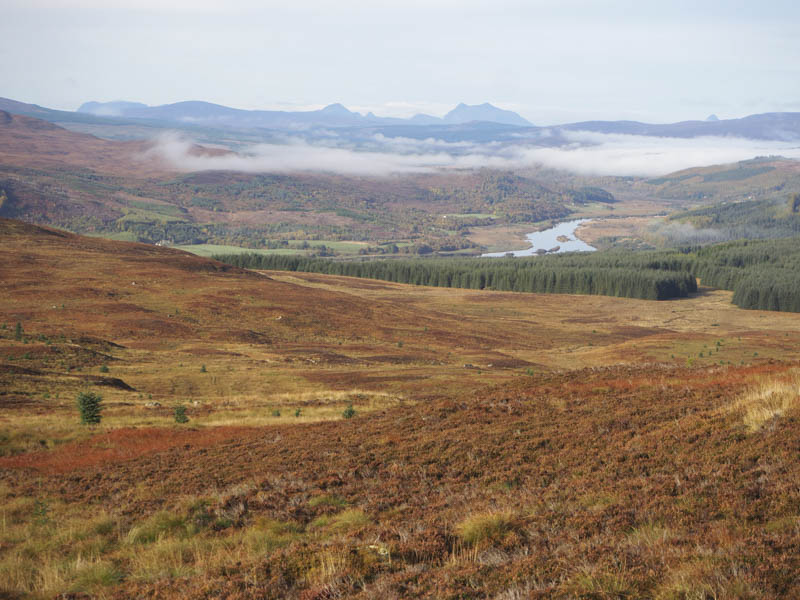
[
  {"x1": 99, "y1": 364, "x2": 109, "y2": 373},
  {"x1": 76, "y1": 391, "x2": 103, "y2": 425},
  {"x1": 200, "y1": 364, "x2": 207, "y2": 373},
  {"x1": 342, "y1": 404, "x2": 356, "y2": 419},
  {"x1": 174, "y1": 405, "x2": 189, "y2": 424},
  {"x1": 14, "y1": 322, "x2": 22, "y2": 341}
]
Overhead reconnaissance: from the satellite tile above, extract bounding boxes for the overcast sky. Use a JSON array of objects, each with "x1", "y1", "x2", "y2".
[{"x1": 2, "y1": 0, "x2": 799, "y2": 125}]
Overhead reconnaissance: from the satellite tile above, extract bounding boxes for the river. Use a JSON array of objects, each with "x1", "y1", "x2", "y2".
[{"x1": 481, "y1": 219, "x2": 597, "y2": 257}]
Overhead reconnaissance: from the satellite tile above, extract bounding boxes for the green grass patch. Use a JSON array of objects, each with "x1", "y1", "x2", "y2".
[
  {"x1": 308, "y1": 494, "x2": 347, "y2": 508},
  {"x1": 174, "y1": 244, "x2": 293, "y2": 257}
]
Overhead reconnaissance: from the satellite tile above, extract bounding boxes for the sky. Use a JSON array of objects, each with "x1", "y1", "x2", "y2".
[{"x1": 2, "y1": 0, "x2": 800, "y2": 126}]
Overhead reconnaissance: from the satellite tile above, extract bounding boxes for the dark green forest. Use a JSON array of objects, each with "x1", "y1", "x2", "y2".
[
  {"x1": 214, "y1": 237, "x2": 800, "y2": 312},
  {"x1": 688, "y1": 238, "x2": 800, "y2": 312},
  {"x1": 214, "y1": 251, "x2": 698, "y2": 301}
]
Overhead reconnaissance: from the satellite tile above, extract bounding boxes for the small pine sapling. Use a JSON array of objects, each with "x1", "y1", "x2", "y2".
[
  {"x1": 174, "y1": 405, "x2": 189, "y2": 424},
  {"x1": 76, "y1": 391, "x2": 103, "y2": 425}
]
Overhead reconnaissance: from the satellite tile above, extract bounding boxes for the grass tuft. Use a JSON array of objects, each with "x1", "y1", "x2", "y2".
[
  {"x1": 455, "y1": 511, "x2": 518, "y2": 546},
  {"x1": 731, "y1": 374, "x2": 800, "y2": 431},
  {"x1": 626, "y1": 523, "x2": 673, "y2": 549},
  {"x1": 71, "y1": 559, "x2": 123, "y2": 590},
  {"x1": 125, "y1": 511, "x2": 188, "y2": 545},
  {"x1": 308, "y1": 494, "x2": 347, "y2": 508},
  {"x1": 310, "y1": 509, "x2": 371, "y2": 533}
]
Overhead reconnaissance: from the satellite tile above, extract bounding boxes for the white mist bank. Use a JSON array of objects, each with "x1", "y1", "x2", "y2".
[{"x1": 145, "y1": 131, "x2": 800, "y2": 177}]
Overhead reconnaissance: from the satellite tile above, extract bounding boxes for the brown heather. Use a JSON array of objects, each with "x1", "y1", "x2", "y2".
[{"x1": 2, "y1": 219, "x2": 800, "y2": 598}]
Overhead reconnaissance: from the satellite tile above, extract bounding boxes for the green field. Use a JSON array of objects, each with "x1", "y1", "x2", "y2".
[
  {"x1": 174, "y1": 239, "x2": 369, "y2": 258},
  {"x1": 443, "y1": 213, "x2": 496, "y2": 219},
  {"x1": 173, "y1": 244, "x2": 298, "y2": 257}
]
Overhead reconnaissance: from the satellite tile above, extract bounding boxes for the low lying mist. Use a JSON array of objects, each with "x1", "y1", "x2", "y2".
[
  {"x1": 647, "y1": 221, "x2": 728, "y2": 246},
  {"x1": 145, "y1": 131, "x2": 800, "y2": 177},
  {"x1": 525, "y1": 132, "x2": 800, "y2": 176}
]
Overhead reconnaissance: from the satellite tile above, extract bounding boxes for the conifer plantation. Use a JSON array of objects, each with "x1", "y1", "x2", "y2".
[{"x1": 215, "y1": 236, "x2": 800, "y2": 312}]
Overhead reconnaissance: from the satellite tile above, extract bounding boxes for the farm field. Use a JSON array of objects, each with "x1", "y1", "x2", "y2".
[{"x1": 2, "y1": 217, "x2": 800, "y2": 598}]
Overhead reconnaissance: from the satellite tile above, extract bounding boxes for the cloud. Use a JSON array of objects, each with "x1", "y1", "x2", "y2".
[
  {"x1": 518, "y1": 132, "x2": 800, "y2": 176},
  {"x1": 146, "y1": 132, "x2": 518, "y2": 176},
  {"x1": 146, "y1": 130, "x2": 800, "y2": 177},
  {"x1": 649, "y1": 221, "x2": 727, "y2": 245}
]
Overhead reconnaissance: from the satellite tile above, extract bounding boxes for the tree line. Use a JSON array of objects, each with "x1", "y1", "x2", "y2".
[
  {"x1": 214, "y1": 251, "x2": 698, "y2": 301},
  {"x1": 214, "y1": 236, "x2": 800, "y2": 312}
]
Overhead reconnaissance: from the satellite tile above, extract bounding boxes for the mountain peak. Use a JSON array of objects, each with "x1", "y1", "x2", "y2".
[
  {"x1": 77, "y1": 100, "x2": 148, "y2": 117},
  {"x1": 444, "y1": 102, "x2": 531, "y2": 126},
  {"x1": 320, "y1": 103, "x2": 352, "y2": 115}
]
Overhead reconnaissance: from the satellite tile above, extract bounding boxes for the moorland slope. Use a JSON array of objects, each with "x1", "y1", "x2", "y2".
[{"x1": 2, "y1": 219, "x2": 800, "y2": 597}]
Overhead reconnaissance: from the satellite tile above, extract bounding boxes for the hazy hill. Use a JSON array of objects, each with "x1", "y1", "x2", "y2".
[
  {"x1": 558, "y1": 112, "x2": 800, "y2": 140},
  {"x1": 78, "y1": 100, "x2": 386, "y2": 129},
  {"x1": 0, "y1": 110, "x2": 158, "y2": 175},
  {"x1": 443, "y1": 102, "x2": 532, "y2": 126}
]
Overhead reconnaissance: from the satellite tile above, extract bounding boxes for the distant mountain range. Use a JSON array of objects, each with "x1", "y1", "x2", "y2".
[
  {"x1": 1, "y1": 96, "x2": 800, "y2": 143},
  {"x1": 557, "y1": 113, "x2": 800, "y2": 141},
  {"x1": 75, "y1": 99, "x2": 533, "y2": 129}
]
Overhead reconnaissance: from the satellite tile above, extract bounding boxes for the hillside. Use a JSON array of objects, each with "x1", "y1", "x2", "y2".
[
  {"x1": 0, "y1": 110, "x2": 158, "y2": 176},
  {"x1": 3, "y1": 110, "x2": 800, "y2": 263},
  {"x1": 3, "y1": 219, "x2": 800, "y2": 597},
  {"x1": 0, "y1": 113, "x2": 582, "y2": 251}
]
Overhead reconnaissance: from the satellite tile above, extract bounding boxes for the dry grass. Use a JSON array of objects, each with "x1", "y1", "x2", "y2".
[
  {"x1": 562, "y1": 563, "x2": 639, "y2": 598},
  {"x1": 455, "y1": 511, "x2": 519, "y2": 546},
  {"x1": 655, "y1": 560, "x2": 760, "y2": 600},
  {"x1": 730, "y1": 371, "x2": 800, "y2": 431}
]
